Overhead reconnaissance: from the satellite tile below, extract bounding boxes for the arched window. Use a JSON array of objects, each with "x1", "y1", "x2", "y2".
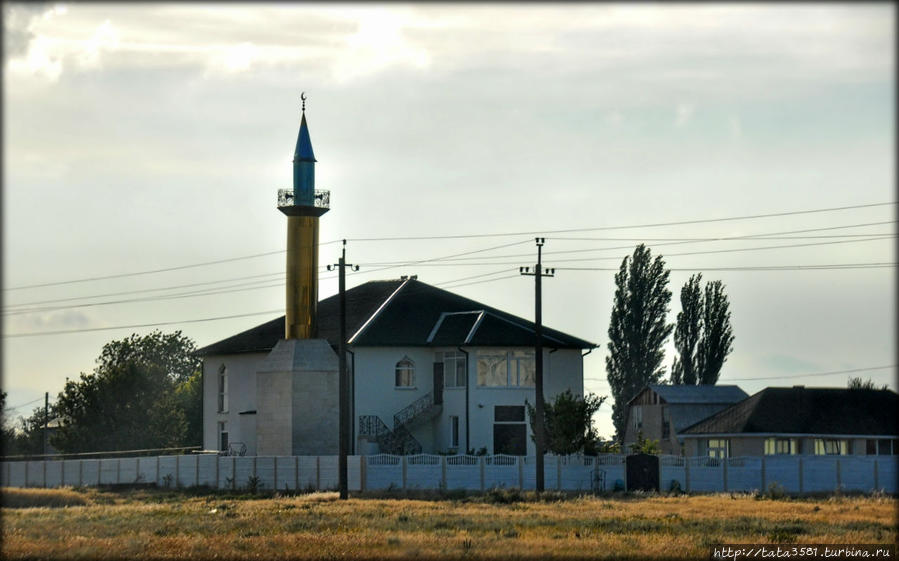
[{"x1": 395, "y1": 356, "x2": 415, "y2": 387}]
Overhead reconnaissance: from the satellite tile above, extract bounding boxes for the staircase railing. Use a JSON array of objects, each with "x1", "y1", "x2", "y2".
[
  {"x1": 393, "y1": 392, "x2": 435, "y2": 429},
  {"x1": 358, "y1": 415, "x2": 391, "y2": 439}
]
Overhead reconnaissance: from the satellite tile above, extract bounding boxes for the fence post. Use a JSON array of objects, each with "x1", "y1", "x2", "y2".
[
  {"x1": 442, "y1": 456, "x2": 448, "y2": 490},
  {"x1": 195, "y1": 455, "x2": 200, "y2": 487},
  {"x1": 518, "y1": 457, "x2": 523, "y2": 489},
  {"x1": 760, "y1": 456, "x2": 766, "y2": 491},
  {"x1": 43, "y1": 459, "x2": 47, "y2": 488},
  {"x1": 97, "y1": 459, "x2": 101, "y2": 486},
  {"x1": 295, "y1": 456, "x2": 299, "y2": 491},
  {"x1": 231, "y1": 457, "x2": 236, "y2": 491},
  {"x1": 401, "y1": 456, "x2": 408, "y2": 490},
  {"x1": 79, "y1": 459, "x2": 83, "y2": 487},
  {"x1": 873, "y1": 459, "x2": 879, "y2": 491},
  {"x1": 215, "y1": 455, "x2": 220, "y2": 489},
  {"x1": 116, "y1": 458, "x2": 121, "y2": 485},
  {"x1": 723, "y1": 458, "x2": 728, "y2": 492},
  {"x1": 835, "y1": 458, "x2": 842, "y2": 491},
  {"x1": 24, "y1": 461, "x2": 29, "y2": 488},
  {"x1": 685, "y1": 457, "x2": 691, "y2": 492},
  {"x1": 156, "y1": 456, "x2": 160, "y2": 485},
  {"x1": 252, "y1": 456, "x2": 257, "y2": 487},
  {"x1": 798, "y1": 457, "x2": 804, "y2": 495},
  {"x1": 557, "y1": 456, "x2": 562, "y2": 490},
  {"x1": 274, "y1": 457, "x2": 279, "y2": 490},
  {"x1": 316, "y1": 456, "x2": 321, "y2": 490},
  {"x1": 361, "y1": 456, "x2": 367, "y2": 492},
  {"x1": 479, "y1": 456, "x2": 485, "y2": 491}
]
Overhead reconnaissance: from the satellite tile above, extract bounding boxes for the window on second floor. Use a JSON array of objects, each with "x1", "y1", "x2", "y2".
[
  {"x1": 706, "y1": 438, "x2": 729, "y2": 459},
  {"x1": 866, "y1": 439, "x2": 899, "y2": 455},
  {"x1": 814, "y1": 438, "x2": 848, "y2": 455},
  {"x1": 632, "y1": 406, "x2": 643, "y2": 432},
  {"x1": 764, "y1": 438, "x2": 798, "y2": 455},
  {"x1": 437, "y1": 351, "x2": 467, "y2": 387},
  {"x1": 476, "y1": 350, "x2": 535, "y2": 388},
  {"x1": 395, "y1": 356, "x2": 415, "y2": 388},
  {"x1": 661, "y1": 407, "x2": 670, "y2": 439}
]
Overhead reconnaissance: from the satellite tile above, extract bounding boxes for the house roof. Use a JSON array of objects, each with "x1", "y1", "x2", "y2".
[
  {"x1": 639, "y1": 384, "x2": 749, "y2": 405},
  {"x1": 197, "y1": 278, "x2": 596, "y2": 356},
  {"x1": 681, "y1": 387, "x2": 899, "y2": 436}
]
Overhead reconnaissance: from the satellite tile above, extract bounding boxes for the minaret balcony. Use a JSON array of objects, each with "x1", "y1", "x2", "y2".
[{"x1": 277, "y1": 189, "x2": 330, "y2": 217}]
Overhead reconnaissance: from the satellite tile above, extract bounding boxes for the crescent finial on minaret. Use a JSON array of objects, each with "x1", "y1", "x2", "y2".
[{"x1": 301, "y1": 91, "x2": 307, "y2": 112}]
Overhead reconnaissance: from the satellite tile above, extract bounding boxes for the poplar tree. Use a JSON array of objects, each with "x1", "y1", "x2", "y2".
[
  {"x1": 671, "y1": 274, "x2": 703, "y2": 385},
  {"x1": 606, "y1": 244, "x2": 673, "y2": 442},
  {"x1": 671, "y1": 277, "x2": 734, "y2": 385}
]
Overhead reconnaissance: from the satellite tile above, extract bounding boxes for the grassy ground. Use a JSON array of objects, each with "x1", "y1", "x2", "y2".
[{"x1": 1, "y1": 486, "x2": 896, "y2": 560}]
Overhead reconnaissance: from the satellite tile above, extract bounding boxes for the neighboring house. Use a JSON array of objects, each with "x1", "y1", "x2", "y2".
[
  {"x1": 623, "y1": 384, "x2": 748, "y2": 455},
  {"x1": 680, "y1": 386, "x2": 899, "y2": 458},
  {"x1": 197, "y1": 277, "x2": 596, "y2": 457}
]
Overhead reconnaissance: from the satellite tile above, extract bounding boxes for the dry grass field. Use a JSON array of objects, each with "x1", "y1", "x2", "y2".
[{"x1": 1, "y1": 486, "x2": 896, "y2": 560}]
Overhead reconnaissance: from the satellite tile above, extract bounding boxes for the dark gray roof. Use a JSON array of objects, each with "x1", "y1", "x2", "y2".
[
  {"x1": 682, "y1": 387, "x2": 899, "y2": 436},
  {"x1": 667, "y1": 403, "x2": 737, "y2": 434},
  {"x1": 198, "y1": 278, "x2": 595, "y2": 356},
  {"x1": 630, "y1": 384, "x2": 748, "y2": 405}
]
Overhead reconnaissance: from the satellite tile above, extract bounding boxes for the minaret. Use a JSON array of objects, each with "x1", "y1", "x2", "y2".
[
  {"x1": 278, "y1": 93, "x2": 329, "y2": 339},
  {"x1": 257, "y1": 93, "x2": 339, "y2": 457}
]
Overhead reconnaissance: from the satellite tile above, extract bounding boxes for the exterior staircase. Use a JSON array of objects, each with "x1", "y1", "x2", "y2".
[{"x1": 358, "y1": 392, "x2": 442, "y2": 455}]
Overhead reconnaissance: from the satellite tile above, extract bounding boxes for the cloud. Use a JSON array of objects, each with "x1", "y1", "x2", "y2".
[
  {"x1": 78, "y1": 19, "x2": 119, "y2": 68},
  {"x1": 10, "y1": 310, "x2": 93, "y2": 333},
  {"x1": 204, "y1": 41, "x2": 257, "y2": 76}
]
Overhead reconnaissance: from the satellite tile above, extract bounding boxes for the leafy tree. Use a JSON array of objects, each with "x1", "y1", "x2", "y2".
[
  {"x1": 671, "y1": 274, "x2": 703, "y2": 385},
  {"x1": 697, "y1": 280, "x2": 734, "y2": 384},
  {"x1": 175, "y1": 370, "x2": 203, "y2": 446},
  {"x1": 1, "y1": 398, "x2": 54, "y2": 457},
  {"x1": 52, "y1": 331, "x2": 200, "y2": 453},
  {"x1": 606, "y1": 244, "x2": 673, "y2": 442},
  {"x1": 671, "y1": 276, "x2": 734, "y2": 385},
  {"x1": 526, "y1": 390, "x2": 607, "y2": 455},
  {"x1": 848, "y1": 377, "x2": 888, "y2": 390}
]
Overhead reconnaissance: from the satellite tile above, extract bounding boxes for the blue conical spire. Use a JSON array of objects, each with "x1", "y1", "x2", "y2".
[{"x1": 294, "y1": 113, "x2": 316, "y2": 163}]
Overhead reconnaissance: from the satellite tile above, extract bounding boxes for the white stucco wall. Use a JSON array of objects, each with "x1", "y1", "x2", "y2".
[
  {"x1": 204, "y1": 345, "x2": 585, "y2": 457},
  {"x1": 352, "y1": 346, "x2": 584, "y2": 455},
  {"x1": 202, "y1": 352, "x2": 266, "y2": 455}
]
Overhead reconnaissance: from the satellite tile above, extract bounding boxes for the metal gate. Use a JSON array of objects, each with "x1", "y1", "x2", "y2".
[{"x1": 626, "y1": 453, "x2": 659, "y2": 492}]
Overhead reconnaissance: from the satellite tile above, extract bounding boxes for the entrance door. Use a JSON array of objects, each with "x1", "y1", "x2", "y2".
[
  {"x1": 626, "y1": 453, "x2": 660, "y2": 492},
  {"x1": 433, "y1": 362, "x2": 443, "y2": 405}
]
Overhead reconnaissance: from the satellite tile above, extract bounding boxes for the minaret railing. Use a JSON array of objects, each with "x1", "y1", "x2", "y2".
[{"x1": 277, "y1": 189, "x2": 330, "y2": 210}]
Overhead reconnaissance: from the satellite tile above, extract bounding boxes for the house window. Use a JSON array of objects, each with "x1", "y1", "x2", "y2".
[
  {"x1": 437, "y1": 351, "x2": 467, "y2": 387},
  {"x1": 632, "y1": 406, "x2": 643, "y2": 432},
  {"x1": 706, "y1": 439, "x2": 729, "y2": 459},
  {"x1": 493, "y1": 405, "x2": 527, "y2": 455},
  {"x1": 865, "y1": 439, "x2": 898, "y2": 455},
  {"x1": 814, "y1": 439, "x2": 848, "y2": 455},
  {"x1": 218, "y1": 421, "x2": 229, "y2": 452},
  {"x1": 476, "y1": 350, "x2": 535, "y2": 388},
  {"x1": 395, "y1": 356, "x2": 415, "y2": 387},
  {"x1": 450, "y1": 416, "x2": 460, "y2": 448},
  {"x1": 217, "y1": 364, "x2": 228, "y2": 413},
  {"x1": 764, "y1": 438, "x2": 798, "y2": 455}
]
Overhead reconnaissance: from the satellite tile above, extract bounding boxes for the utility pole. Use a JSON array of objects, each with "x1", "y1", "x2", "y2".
[
  {"x1": 328, "y1": 240, "x2": 358, "y2": 500},
  {"x1": 43, "y1": 392, "x2": 49, "y2": 455},
  {"x1": 519, "y1": 238, "x2": 555, "y2": 492}
]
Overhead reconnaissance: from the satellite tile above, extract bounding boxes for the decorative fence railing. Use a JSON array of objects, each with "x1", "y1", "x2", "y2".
[{"x1": 1, "y1": 454, "x2": 895, "y2": 495}]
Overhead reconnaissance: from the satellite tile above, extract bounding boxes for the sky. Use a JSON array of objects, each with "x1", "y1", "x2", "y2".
[{"x1": 2, "y1": 2, "x2": 896, "y2": 440}]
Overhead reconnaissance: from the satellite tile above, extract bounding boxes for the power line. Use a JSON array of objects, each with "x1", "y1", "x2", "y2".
[
  {"x1": 341, "y1": 201, "x2": 895, "y2": 241},
  {"x1": 3, "y1": 396, "x2": 46, "y2": 412},
  {"x1": 559, "y1": 262, "x2": 896, "y2": 272},
  {"x1": 7, "y1": 202, "x2": 893, "y2": 291}
]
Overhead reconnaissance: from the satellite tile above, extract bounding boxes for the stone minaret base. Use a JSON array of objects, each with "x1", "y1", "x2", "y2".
[{"x1": 255, "y1": 339, "x2": 339, "y2": 456}]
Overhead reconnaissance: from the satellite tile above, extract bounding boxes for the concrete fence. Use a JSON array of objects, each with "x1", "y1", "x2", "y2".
[{"x1": 1, "y1": 454, "x2": 895, "y2": 495}]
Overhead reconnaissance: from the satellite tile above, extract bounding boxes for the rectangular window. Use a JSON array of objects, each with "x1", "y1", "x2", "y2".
[
  {"x1": 706, "y1": 439, "x2": 729, "y2": 459},
  {"x1": 632, "y1": 406, "x2": 643, "y2": 432},
  {"x1": 218, "y1": 421, "x2": 229, "y2": 452},
  {"x1": 867, "y1": 439, "x2": 896, "y2": 455},
  {"x1": 476, "y1": 350, "x2": 535, "y2": 388},
  {"x1": 437, "y1": 351, "x2": 467, "y2": 388},
  {"x1": 450, "y1": 416, "x2": 459, "y2": 448},
  {"x1": 814, "y1": 439, "x2": 848, "y2": 455},
  {"x1": 217, "y1": 371, "x2": 228, "y2": 413},
  {"x1": 765, "y1": 438, "x2": 798, "y2": 455},
  {"x1": 494, "y1": 405, "x2": 525, "y2": 422}
]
